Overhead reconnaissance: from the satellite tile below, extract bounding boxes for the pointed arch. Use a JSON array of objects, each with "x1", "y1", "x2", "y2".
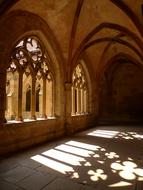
[{"x1": 71, "y1": 59, "x2": 92, "y2": 115}]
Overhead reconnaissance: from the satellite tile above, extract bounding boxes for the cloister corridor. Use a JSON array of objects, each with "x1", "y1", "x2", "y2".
[{"x1": 0, "y1": 125, "x2": 143, "y2": 190}]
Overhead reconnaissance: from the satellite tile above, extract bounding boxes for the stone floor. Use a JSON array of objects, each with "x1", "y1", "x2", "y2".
[{"x1": 0, "y1": 125, "x2": 143, "y2": 190}]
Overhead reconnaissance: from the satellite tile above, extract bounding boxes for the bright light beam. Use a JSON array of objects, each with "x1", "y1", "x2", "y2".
[
  {"x1": 55, "y1": 144, "x2": 94, "y2": 157},
  {"x1": 66, "y1": 141, "x2": 100, "y2": 151},
  {"x1": 31, "y1": 155, "x2": 74, "y2": 174},
  {"x1": 109, "y1": 181, "x2": 132, "y2": 187},
  {"x1": 42, "y1": 149, "x2": 86, "y2": 166},
  {"x1": 87, "y1": 130, "x2": 119, "y2": 138}
]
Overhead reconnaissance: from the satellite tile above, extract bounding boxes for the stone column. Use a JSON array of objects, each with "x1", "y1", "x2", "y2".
[
  {"x1": 65, "y1": 82, "x2": 72, "y2": 134},
  {"x1": 81, "y1": 88, "x2": 84, "y2": 113},
  {"x1": 16, "y1": 72, "x2": 23, "y2": 121},
  {"x1": 39, "y1": 88, "x2": 42, "y2": 117},
  {"x1": 31, "y1": 76, "x2": 36, "y2": 120},
  {"x1": 50, "y1": 81, "x2": 54, "y2": 117},
  {"x1": 84, "y1": 89, "x2": 87, "y2": 113},
  {"x1": 42, "y1": 77, "x2": 47, "y2": 118},
  {"x1": 0, "y1": 72, "x2": 7, "y2": 124},
  {"x1": 71, "y1": 86, "x2": 75, "y2": 115},
  {"x1": 77, "y1": 88, "x2": 81, "y2": 114},
  {"x1": 46, "y1": 80, "x2": 53, "y2": 117}
]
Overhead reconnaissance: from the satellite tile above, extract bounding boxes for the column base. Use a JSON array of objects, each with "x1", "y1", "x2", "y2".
[
  {"x1": 41, "y1": 114, "x2": 47, "y2": 119},
  {"x1": 4, "y1": 118, "x2": 7, "y2": 123},
  {"x1": 2, "y1": 118, "x2": 7, "y2": 123},
  {"x1": 16, "y1": 116, "x2": 23, "y2": 122},
  {"x1": 31, "y1": 115, "x2": 36, "y2": 120}
]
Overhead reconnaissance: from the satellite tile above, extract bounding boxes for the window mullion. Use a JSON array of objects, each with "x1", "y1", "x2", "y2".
[
  {"x1": 16, "y1": 72, "x2": 23, "y2": 121},
  {"x1": 31, "y1": 75, "x2": 36, "y2": 120}
]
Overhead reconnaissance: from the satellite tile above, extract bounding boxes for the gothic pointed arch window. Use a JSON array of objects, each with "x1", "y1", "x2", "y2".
[
  {"x1": 71, "y1": 63, "x2": 88, "y2": 115},
  {"x1": 5, "y1": 36, "x2": 54, "y2": 121}
]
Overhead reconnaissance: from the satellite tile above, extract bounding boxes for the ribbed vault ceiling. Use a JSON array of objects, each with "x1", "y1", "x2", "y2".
[{"x1": 0, "y1": 0, "x2": 143, "y2": 80}]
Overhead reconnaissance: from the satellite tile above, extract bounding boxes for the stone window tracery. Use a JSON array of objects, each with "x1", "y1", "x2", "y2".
[
  {"x1": 5, "y1": 36, "x2": 54, "y2": 121},
  {"x1": 71, "y1": 63, "x2": 88, "y2": 115}
]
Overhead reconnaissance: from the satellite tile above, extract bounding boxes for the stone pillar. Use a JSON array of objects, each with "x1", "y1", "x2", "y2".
[
  {"x1": 84, "y1": 89, "x2": 87, "y2": 113},
  {"x1": 31, "y1": 76, "x2": 36, "y2": 120},
  {"x1": 81, "y1": 88, "x2": 84, "y2": 113},
  {"x1": 42, "y1": 78, "x2": 47, "y2": 118},
  {"x1": 7, "y1": 96, "x2": 12, "y2": 120},
  {"x1": 51, "y1": 81, "x2": 54, "y2": 116},
  {"x1": 39, "y1": 88, "x2": 42, "y2": 117},
  {"x1": 16, "y1": 72, "x2": 23, "y2": 121},
  {"x1": 0, "y1": 72, "x2": 7, "y2": 124},
  {"x1": 77, "y1": 88, "x2": 81, "y2": 114},
  {"x1": 71, "y1": 86, "x2": 75, "y2": 115},
  {"x1": 65, "y1": 82, "x2": 72, "y2": 133},
  {"x1": 9, "y1": 74, "x2": 15, "y2": 119},
  {"x1": 7, "y1": 94, "x2": 13, "y2": 120},
  {"x1": 46, "y1": 80, "x2": 53, "y2": 117}
]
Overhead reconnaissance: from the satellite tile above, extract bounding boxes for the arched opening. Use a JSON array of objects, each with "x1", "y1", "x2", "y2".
[
  {"x1": 71, "y1": 62, "x2": 88, "y2": 116},
  {"x1": 99, "y1": 60, "x2": 143, "y2": 123},
  {"x1": 5, "y1": 36, "x2": 55, "y2": 121}
]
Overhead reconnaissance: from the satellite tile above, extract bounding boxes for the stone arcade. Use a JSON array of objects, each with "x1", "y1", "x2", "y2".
[{"x1": 0, "y1": 1, "x2": 143, "y2": 190}]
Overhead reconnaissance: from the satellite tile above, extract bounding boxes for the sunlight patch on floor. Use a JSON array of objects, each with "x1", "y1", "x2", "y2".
[
  {"x1": 42, "y1": 149, "x2": 86, "y2": 166},
  {"x1": 31, "y1": 138, "x2": 143, "y2": 186},
  {"x1": 87, "y1": 130, "x2": 119, "y2": 138},
  {"x1": 88, "y1": 169, "x2": 107, "y2": 181},
  {"x1": 31, "y1": 154, "x2": 74, "y2": 174},
  {"x1": 111, "y1": 160, "x2": 143, "y2": 181},
  {"x1": 55, "y1": 144, "x2": 94, "y2": 157},
  {"x1": 66, "y1": 141, "x2": 100, "y2": 151},
  {"x1": 108, "y1": 181, "x2": 132, "y2": 187}
]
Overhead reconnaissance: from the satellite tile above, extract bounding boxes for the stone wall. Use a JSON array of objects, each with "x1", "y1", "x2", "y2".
[
  {"x1": 0, "y1": 118, "x2": 65, "y2": 156},
  {"x1": 70, "y1": 114, "x2": 96, "y2": 133},
  {"x1": 0, "y1": 114, "x2": 96, "y2": 156}
]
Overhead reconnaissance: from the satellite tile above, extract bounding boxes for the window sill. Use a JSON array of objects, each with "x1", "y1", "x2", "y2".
[
  {"x1": 5, "y1": 116, "x2": 57, "y2": 124},
  {"x1": 71, "y1": 113, "x2": 89, "y2": 117}
]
